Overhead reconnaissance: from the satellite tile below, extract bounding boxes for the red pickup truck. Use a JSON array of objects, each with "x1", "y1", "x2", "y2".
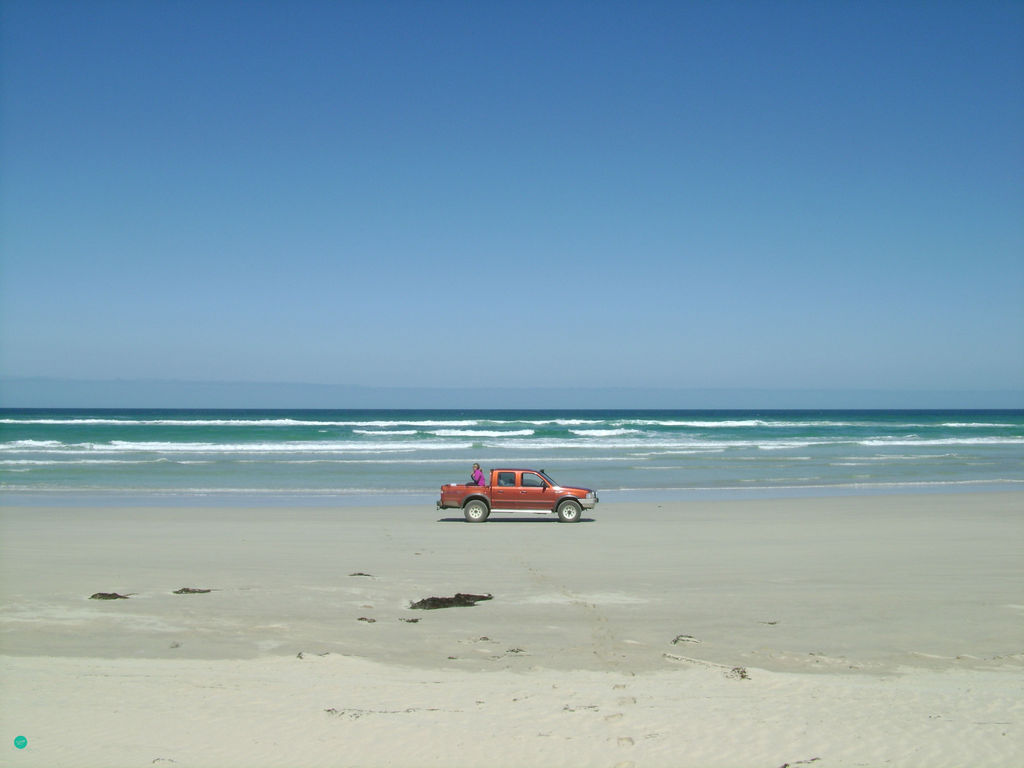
[{"x1": 437, "y1": 468, "x2": 598, "y2": 523}]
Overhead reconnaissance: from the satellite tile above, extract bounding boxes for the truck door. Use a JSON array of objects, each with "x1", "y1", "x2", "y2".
[
  {"x1": 519, "y1": 471, "x2": 554, "y2": 510},
  {"x1": 490, "y1": 471, "x2": 520, "y2": 510}
]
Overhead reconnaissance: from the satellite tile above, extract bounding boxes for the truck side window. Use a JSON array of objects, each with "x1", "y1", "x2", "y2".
[
  {"x1": 497, "y1": 472, "x2": 515, "y2": 487},
  {"x1": 522, "y1": 473, "x2": 545, "y2": 488}
]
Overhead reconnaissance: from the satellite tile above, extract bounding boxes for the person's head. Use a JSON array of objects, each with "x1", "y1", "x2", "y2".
[{"x1": 472, "y1": 463, "x2": 480, "y2": 470}]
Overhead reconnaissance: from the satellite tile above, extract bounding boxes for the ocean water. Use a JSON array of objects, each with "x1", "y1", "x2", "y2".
[{"x1": 1, "y1": 409, "x2": 1022, "y2": 505}]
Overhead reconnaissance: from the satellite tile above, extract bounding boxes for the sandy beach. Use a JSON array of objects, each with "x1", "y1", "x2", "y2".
[{"x1": 1, "y1": 492, "x2": 1022, "y2": 767}]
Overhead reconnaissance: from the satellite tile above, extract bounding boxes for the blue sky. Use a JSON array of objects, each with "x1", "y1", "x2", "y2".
[{"x1": 1, "y1": 0, "x2": 1022, "y2": 407}]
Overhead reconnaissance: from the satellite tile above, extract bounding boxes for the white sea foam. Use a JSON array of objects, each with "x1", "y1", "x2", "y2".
[
  {"x1": 429, "y1": 429, "x2": 535, "y2": 438},
  {"x1": 246, "y1": 455, "x2": 625, "y2": 466},
  {"x1": 1, "y1": 440, "x2": 65, "y2": 449},
  {"x1": 628, "y1": 419, "x2": 773, "y2": 428},
  {"x1": 481, "y1": 436, "x2": 839, "y2": 452},
  {"x1": 834, "y1": 454, "x2": 956, "y2": 462},
  {"x1": 352, "y1": 429, "x2": 419, "y2": 436},
  {"x1": 341, "y1": 420, "x2": 479, "y2": 428},
  {"x1": 860, "y1": 437, "x2": 1024, "y2": 447},
  {"x1": 733, "y1": 456, "x2": 813, "y2": 461},
  {"x1": 0, "y1": 459, "x2": 170, "y2": 466},
  {"x1": 0, "y1": 417, "x2": 482, "y2": 428},
  {"x1": 623, "y1": 419, "x2": 859, "y2": 428},
  {"x1": 0, "y1": 418, "x2": 329, "y2": 427},
  {"x1": 1, "y1": 440, "x2": 474, "y2": 454},
  {"x1": 528, "y1": 419, "x2": 604, "y2": 426},
  {"x1": 941, "y1": 422, "x2": 1013, "y2": 428},
  {"x1": 569, "y1": 428, "x2": 643, "y2": 437},
  {"x1": 8, "y1": 432, "x2": 1016, "y2": 458},
  {"x1": 630, "y1": 449, "x2": 727, "y2": 456},
  {"x1": 0, "y1": 418, "x2": 141, "y2": 426},
  {"x1": 4, "y1": 409, "x2": 1021, "y2": 498}
]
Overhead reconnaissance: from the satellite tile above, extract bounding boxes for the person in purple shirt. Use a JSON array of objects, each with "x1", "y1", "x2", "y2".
[{"x1": 469, "y1": 463, "x2": 485, "y2": 486}]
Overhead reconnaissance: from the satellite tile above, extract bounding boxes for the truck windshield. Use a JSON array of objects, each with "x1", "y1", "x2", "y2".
[{"x1": 538, "y1": 470, "x2": 557, "y2": 486}]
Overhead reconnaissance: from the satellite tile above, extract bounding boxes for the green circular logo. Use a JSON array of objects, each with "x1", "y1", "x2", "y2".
[{"x1": 14, "y1": 736, "x2": 27, "y2": 749}]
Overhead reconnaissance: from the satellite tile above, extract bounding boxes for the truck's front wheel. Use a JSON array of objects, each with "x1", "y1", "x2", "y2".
[
  {"x1": 463, "y1": 499, "x2": 489, "y2": 523},
  {"x1": 556, "y1": 499, "x2": 582, "y2": 523}
]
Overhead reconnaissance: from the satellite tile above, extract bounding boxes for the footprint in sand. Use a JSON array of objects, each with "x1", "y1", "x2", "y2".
[{"x1": 607, "y1": 682, "x2": 640, "y2": 755}]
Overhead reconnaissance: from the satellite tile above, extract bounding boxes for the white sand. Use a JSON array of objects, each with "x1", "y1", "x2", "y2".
[{"x1": 1, "y1": 492, "x2": 1022, "y2": 767}]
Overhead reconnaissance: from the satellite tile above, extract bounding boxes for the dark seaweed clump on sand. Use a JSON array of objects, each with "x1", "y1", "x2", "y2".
[{"x1": 409, "y1": 593, "x2": 492, "y2": 610}]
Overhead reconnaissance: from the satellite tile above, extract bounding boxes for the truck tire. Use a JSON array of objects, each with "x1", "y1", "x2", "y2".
[
  {"x1": 556, "y1": 499, "x2": 582, "y2": 523},
  {"x1": 463, "y1": 499, "x2": 490, "y2": 523}
]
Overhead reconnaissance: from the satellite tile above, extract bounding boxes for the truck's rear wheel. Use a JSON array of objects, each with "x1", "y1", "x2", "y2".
[
  {"x1": 463, "y1": 499, "x2": 489, "y2": 523},
  {"x1": 556, "y1": 499, "x2": 582, "y2": 523}
]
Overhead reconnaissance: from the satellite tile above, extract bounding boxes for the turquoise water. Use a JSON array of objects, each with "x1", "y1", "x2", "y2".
[{"x1": 2, "y1": 409, "x2": 1022, "y2": 505}]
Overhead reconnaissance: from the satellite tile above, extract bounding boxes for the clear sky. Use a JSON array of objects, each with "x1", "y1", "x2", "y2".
[{"x1": 1, "y1": 0, "x2": 1022, "y2": 407}]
